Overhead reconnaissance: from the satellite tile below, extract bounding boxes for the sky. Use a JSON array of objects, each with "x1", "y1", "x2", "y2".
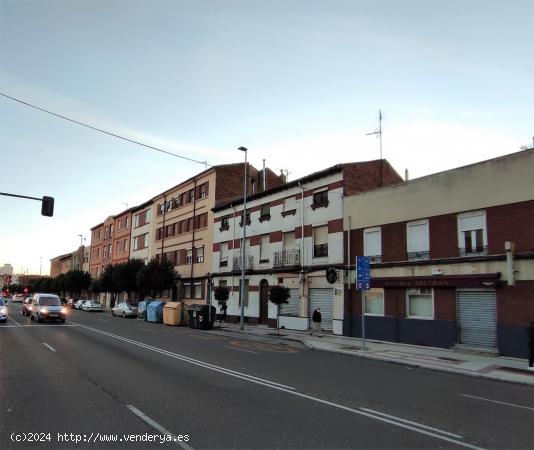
[{"x1": 0, "y1": 0, "x2": 533, "y2": 276}]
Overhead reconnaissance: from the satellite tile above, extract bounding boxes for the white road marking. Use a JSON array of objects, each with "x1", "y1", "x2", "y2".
[
  {"x1": 360, "y1": 407, "x2": 463, "y2": 438},
  {"x1": 24, "y1": 324, "x2": 77, "y2": 327},
  {"x1": 71, "y1": 322, "x2": 296, "y2": 390},
  {"x1": 7, "y1": 315, "x2": 22, "y2": 327},
  {"x1": 73, "y1": 322, "x2": 482, "y2": 449},
  {"x1": 461, "y1": 394, "x2": 534, "y2": 412},
  {"x1": 126, "y1": 405, "x2": 193, "y2": 450},
  {"x1": 42, "y1": 343, "x2": 56, "y2": 352},
  {"x1": 225, "y1": 345, "x2": 261, "y2": 355}
]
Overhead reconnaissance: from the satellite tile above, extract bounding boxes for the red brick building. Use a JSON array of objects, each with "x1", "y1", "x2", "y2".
[{"x1": 343, "y1": 149, "x2": 534, "y2": 358}]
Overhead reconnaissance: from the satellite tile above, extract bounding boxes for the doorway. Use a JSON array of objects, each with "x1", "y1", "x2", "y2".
[{"x1": 259, "y1": 279, "x2": 269, "y2": 324}]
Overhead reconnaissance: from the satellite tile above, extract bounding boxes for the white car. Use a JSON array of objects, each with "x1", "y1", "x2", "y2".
[
  {"x1": 74, "y1": 299, "x2": 86, "y2": 309},
  {"x1": 12, "y1": 294, "x2": 25, "y2": 303},
  {"x1": 112, "y1": 302, "x2": 138, "y2": 318},
  {"x1": 81, "y1": 300, "x2": 104, "y2": 312}
]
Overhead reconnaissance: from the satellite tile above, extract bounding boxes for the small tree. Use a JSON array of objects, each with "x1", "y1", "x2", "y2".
[
  {"x1": 99, "y1": 264, "x2": 117, "y2": 307},
  {"x1": 64, "y1": 270, "x2": 92, "y2": 298},
  {"x1": 214, "y1": 286, "x2": 229, "y2": 304},
  {"x1": 269, "y1": 285, "x2": 290, "y2": 335}
]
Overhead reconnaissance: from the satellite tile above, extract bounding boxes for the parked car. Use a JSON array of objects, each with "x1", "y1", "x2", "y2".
[
  {"x1": 112, "y1": 302, "x2": 138, "y2": 318},
  {"x1": 30, "y1": 293, "x2": 66, "y2": 323},
  {"x1": 0, "y1": 298, "x2": 7, "y2": 322},
  {"x1": 22, "y1": 297, "x2": 33, "y2": 316},
  {"x1": 12, "y1": 294, "x2": 24, "y2": 303},
  {"x1": 81, "y1": 300, "x2": 104, "y2": 312},
  {"x1": 68, "y1": 298, "x2": 78, "y2": 309},
  {"x1": 74, "y1": 299, "x2": 86, "y2": 309}
]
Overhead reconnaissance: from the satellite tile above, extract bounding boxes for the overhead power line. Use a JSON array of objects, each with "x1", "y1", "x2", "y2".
[{"x1": 0, "y1": 91, "x2": 210, "y2": 167}]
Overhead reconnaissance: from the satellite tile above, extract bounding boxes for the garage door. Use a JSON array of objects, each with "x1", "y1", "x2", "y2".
[
  {"x1": 280, "y1": 289, "x2": 300, "y2": 316},
  {"x1": 309, "y1": 288, "x2": 334, "y2": 331},
  {"x1": 457, "y1": 291, "x2": 497, "y2": 350}
]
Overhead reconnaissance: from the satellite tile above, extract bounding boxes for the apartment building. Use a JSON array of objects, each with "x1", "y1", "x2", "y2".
[
  {"x1": 343, "y1": 149, "x2": 534, "y2": 358},
  {"x1": 50, "y1": 253, "x2": 73, "y2": 277},
  {"x1": 89, "y1": 222, "x2": 104, "y2": 279},
  {"x1": 152, "y1": 163, "x2": 283, "y2": 304},
  {"x1": 130, "y1": 201, "x2": 153, "y2": 263},
  {"x1": 111, "y1": 208, "x2": 133, "y2": 266},
  {"x1": 211, "y1": 160, "x2": 402, "y2": 332}
]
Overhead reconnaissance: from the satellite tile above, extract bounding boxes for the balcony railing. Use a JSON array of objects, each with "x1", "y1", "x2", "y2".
[
  {"x1": 273, "y1": 249, "x2": 300, "y2": 268},
  {"x1": 407, "y1": 251, "x2": 430, "y2": 261},
  {"x1": 458, "y1": 246, "x2": 488, "y2": 257},
  {"x1": 233, "y1": 255, "x2": 253, "y2": 271}
]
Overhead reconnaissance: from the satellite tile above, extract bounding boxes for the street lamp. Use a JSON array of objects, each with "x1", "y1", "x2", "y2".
[
  {"x1": 238, "y1": 146, "x2": 248, "y2": 330},
  {"x1": 39, "y1": 257, "x2": 42, "y2": 276}
]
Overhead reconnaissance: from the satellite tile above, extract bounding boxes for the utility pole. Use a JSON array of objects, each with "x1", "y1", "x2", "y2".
[{"x1": 366, "y1": 110, "x2": 383, "y2": 186}]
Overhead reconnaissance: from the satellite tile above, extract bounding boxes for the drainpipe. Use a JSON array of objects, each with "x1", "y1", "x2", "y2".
[
  {"x1": 505, "y1": 241, "x2": 515, "y2": 286},
  {"x1": 161, "y1": 194, "x2": 167, "y2": 260},
  {"x1": 190, "y1": 178, "x2": 197, "y2": 299},
  {"x1": 231, "y1": 205, "x2": 237, "y2": 304},
  {"x1": 298, "y1": 182, "x2": 305, "y2": 318}
]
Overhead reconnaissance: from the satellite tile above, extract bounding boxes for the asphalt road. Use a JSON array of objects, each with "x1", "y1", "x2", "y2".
[{"x1": 1, "y1": 303, "x2": 534, "y2": 449}]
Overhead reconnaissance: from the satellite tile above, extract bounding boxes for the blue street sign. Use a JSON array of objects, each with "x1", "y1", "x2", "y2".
[{"x1": 356, "y1": 256, "x2": 371, "y2": 290}]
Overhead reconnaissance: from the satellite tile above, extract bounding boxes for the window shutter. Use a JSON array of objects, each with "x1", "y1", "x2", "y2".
[
  {"x1": 313, "y1": 226, "x2": 328, "y2": 245},
  {"x1": 364, "y1": 228, "x2": 381, "y2": 256},
  {"x1": 407, "y1": 221, "x2": 429, "y2": 252}
]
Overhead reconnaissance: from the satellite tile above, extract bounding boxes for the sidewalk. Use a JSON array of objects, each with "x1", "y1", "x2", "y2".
[{"x1": 209, "y1": 322, "x2": 534, "y2": 386}]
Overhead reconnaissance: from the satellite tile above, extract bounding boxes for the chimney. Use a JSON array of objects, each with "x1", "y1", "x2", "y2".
[
  {"x1": 404, "y1": 169, "x2": 409, "y2": 181},
  {"x1": 279, "y1": 169, "x2": 287, "y2": 183},
  {"x1": 262, "y1": 159, "x2": 266, "y2": 191}
]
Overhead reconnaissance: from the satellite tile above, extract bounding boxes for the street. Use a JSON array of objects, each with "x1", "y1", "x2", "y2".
[{"x1": 1, "y1": 304, "x2": 534, "y2": 449}]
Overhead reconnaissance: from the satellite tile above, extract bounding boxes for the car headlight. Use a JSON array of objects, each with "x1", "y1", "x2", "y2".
[
  {"x1": 61, "y1": 307, "x2": 67, "y2": 314},
  {"x1": 29, "y1": 305, "x2": 33, "y2": 311},
  {"x1": 0, "y1": 307, "x2": 6, "y2": 314},
  {"x1": 40, "y1": 307, "x2": 48, "y2": 314}
]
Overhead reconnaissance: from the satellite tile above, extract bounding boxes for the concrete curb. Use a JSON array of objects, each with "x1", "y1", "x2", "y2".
[{"x1": 209, "y1": 326, "x2": 534, "y2": 387}]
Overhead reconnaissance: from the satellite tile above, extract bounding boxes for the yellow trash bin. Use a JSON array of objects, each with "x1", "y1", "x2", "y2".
[{"x1": 163, "y1": 302, "x2": 189, "y2": 326}]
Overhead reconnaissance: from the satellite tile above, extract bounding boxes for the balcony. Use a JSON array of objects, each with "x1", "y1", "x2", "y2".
[
  {"x1": 458, "y1": 246, "x2": 488, "y2": 257},
  {"x1": 407, "y1": 251, "x2": 430, "y2": 261},
  {"x1": 233, "y1": 255, "x2": 253, "y2": 271},
  {"x1": 273, "y1": 249, "x2": 301, "y2": 268}
]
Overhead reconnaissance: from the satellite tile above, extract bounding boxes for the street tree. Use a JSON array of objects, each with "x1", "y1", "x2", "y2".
[
  {"x1": 99, "y1": 265, "x2": 117, "y2": 307},
  {"x1": 136, "y1": 258, "x2": 178, "y2": 297},
  {"x1": 112, "y1": 259, "x2": 145, "y2": 300},
  {"x1": 64, "y1": 270, "x2": 92, "y2": 298},
  {"x1": 269, "y1": 285, "x2": 290, "y2": 335}
]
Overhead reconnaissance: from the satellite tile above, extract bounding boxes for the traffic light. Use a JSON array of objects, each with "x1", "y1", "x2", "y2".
[{"x1": 41, "y1": 196, "x2": 54, "y2": 217}]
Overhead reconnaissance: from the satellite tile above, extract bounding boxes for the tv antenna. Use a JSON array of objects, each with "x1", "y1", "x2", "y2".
[{"x1": 366, "y1": 110, "x2": 383, "y2": 186}]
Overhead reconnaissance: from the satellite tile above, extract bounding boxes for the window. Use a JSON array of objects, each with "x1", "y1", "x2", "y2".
[
  {"x1": 186, "y1": 249, "x2": 193, "y2": 264},
  {"x1": 364, "y1": 289, "x2": 384, "y2": 315},
  {"x1": 283, "y1": 196, "x2": 297, "y2": 213},
  {"x1": 238, "y1": 279, "x2": 249, "y2": 306},
  {"x1": 194, "y1": 283, "x2": 202, "y2": 299},
  {"x1": 196, "y1": 246, "x2": 204, "y2": 263},
  {"x1": 183, "y1": 283, "x2": 191, "y2": 298},
  {"x1": 313, "y1": 226, "x2": 328, "y2": 258},
  {"x1": 220, "y1": 242, "x2": 229, "y2": 267},
  {"x1": 173, "y1": 197, "x2": 180, "y2": 208},
  {"x1": 188, "y1": 188, "x2": 195, "y2": 203},
  {"x1": 312, "y1": 190, "x2": 328, "y2": 206},
  {"x1": 283, "y1": 231, "x2": 296, "y2": 250},
  {"x1": 407, "y1": 220, "x2": 430, "y2": 260},
  {"x1": 260, "y1": 235, "x2": 270, "y2": 262},
  {"x1": 364, "y1": 227, "x2": 382, "y2": 263},
  {"x1": 458, "y1": 211, "x2": 487, "y2": 256},
  {"x1": 199, "y1": 183, "x2": 207, "y2": 198},
  {"x1": 220, "y1": 217, "x2": 230, "y2": 230},
  {"x1": 406, "y1": 288, "x2": 433, "y2": 319},
  {"x1": 239, "y1": 212, "x2": 251, "y2": 227},
  {"x1": 181, "y1": 192, "x2": 188, "y2": 205},
  {"x1": 260, "y1": 203, "x2": 270, "y2": 218}
]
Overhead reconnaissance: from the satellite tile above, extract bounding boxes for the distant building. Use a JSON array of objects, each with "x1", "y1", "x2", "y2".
[{"x1": 50, "y1": 253, "x2": 72, "y2": 277}]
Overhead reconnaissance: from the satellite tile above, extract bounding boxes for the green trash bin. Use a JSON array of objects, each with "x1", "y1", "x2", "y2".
[{"x1": 188, "y1": 304, "x2": 216, "y2": 330}]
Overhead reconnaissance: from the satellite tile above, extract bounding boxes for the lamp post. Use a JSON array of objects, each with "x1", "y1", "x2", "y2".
[
  {"x1": 238, "y1": 146, "x2": 248, "y2": 330},
  {"x1": 39, "y1": 257, "x2": 42, "y2": 276}
]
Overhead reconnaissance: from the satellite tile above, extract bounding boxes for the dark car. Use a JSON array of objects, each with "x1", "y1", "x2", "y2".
[{"x1": 22, "y1": 297, "x2": 33, "y2": 316}]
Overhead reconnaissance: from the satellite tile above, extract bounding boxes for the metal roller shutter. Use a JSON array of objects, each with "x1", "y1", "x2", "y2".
[
  {"x1": 280, "y1": 289, "x2": 300, "y2": 316},
  {"x1": 457, "y1": 291, "x2": 497, "y2": 349},
  {"x1": 309, "y1": 288, "x2": 334, "y2": 331}
]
